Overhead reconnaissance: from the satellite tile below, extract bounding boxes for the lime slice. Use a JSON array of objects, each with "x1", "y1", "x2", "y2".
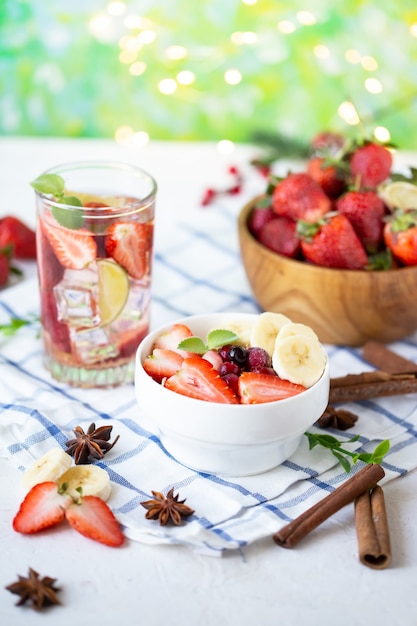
[
  {"x1": 97, "y1": 259, "x2": 130, "y2": 325},
  {"x1": 379, "y1": 181, "x2": 417, "y2": 210}
]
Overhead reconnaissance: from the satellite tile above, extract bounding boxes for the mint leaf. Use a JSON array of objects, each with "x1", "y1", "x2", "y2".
[
  {"x1": 62, "y1": 195, "x2": 83, "y2": 207},
  {"x1": 31, "y1": 174, "x2": 65, "y2": 197},
  {"x1": 178, "y1": 337, "x2": 207, "y2": 354},
  {"x1": 206, "y1": 329, "x2": 239, "y2": 350},
  {"x1": 52, "y1": 206, "x2": 84, "y2": 229},
  {"x1": 305, "y1": 432, "x2": 390, "y2": 473}
]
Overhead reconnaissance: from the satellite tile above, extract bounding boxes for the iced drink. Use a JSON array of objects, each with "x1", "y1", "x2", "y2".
[{"x1": 33, "y1": 161, "x2": 156, "y2": 388}]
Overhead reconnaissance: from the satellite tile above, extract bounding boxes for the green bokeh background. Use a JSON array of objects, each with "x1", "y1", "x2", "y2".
[{"x1": 1, "y1": 0, "x2": 417, "y2": 147}]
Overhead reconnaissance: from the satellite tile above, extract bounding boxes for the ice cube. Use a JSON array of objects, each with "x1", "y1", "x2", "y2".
[
  {"x1": 109, "y1": 282, "x2": 151, "y2": 334},
  {"x1": 70, "y1": 326, "x2": 119, "y2": 364},
  {"x1": 54, "y1": 265, "x2": 100, "y2": 327}
]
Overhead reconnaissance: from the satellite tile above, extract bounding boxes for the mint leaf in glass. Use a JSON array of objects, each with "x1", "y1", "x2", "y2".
[
  {"x1": 30, "y1": 174, "x2": 65, "y2": 197},
  {"x1": 31, "y1": 173, "x2": 84, "y2": 229}
]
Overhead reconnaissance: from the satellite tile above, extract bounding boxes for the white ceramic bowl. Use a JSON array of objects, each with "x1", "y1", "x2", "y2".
[{"x1": 134, "y1": 313, "x2": 330, "y2": 476}]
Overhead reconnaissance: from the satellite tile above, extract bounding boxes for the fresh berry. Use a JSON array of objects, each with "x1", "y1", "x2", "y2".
[
  {"x1": 238, "y1": 372, "x2": 306, "y2": 404},
  {"x1": 246, "y1": 347, "x2": 271, "y2": 370},
  {"x1": 227, "y1": 345, "x2": 247, "y2": 366},
  {"x1": 383, "y1": 209, "x2": 417, "y2": 266},
  {"x1": 13, "y1": 482, "x2": 72, "y2": 534},
  {"x1": 41, "y1": 216, "x2": 97, "y2": 270},
  {"x1": 272, "y1": 173, "x2": 331, "y2": 223},
  {"x1": 0, "y1": 251, "x2": 10, "y2": 287},
  {"x1": 256, "y1": 216, "x2": 301, "y2": 258},
  {"x1": 222, "y1": 372, "x2": 240, "y2": 395},
  {"x1": 105, "y1": 222, "x2": 153, "y2": 280},
  {"x1": 298, "y1": 213, "x2": 368, "y2": 269},
  {"x1": 143, "y1": 348, "x2": 184, "y2": 383},
  {"x1": 307, "y1": 157, "x2": 346, "y2": 199},
  {"x1": 350, "y1": 143, "x2": 392, "y2": 188},
  {"x1": 248, "y1": 206, "x2": 275, "y2": 237},
  {"x1": 218, "y1": 344, "x2": 232, "y2": 361},
  {"x1": 219, "y1": 361, "x2": 241, "y2": 377},
  {"x1": 336, "y1": 190, "x2": 386, "y2": 253},
  {"x1": 0, "y1": 216, "x2": 36, "y2": 259},
  {"x1": 165, "y1": 357, "x2": 239, "y2": 403},
  {"x1": 65, "y1": 495, "x2": 125, "y2": 547},
  {"x1": 153, "y1": 323, "x2": 193, "y2": 356}
]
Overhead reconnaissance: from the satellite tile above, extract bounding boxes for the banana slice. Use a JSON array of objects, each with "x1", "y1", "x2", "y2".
[
  {"x1": 276, "y1": 322, "x2": 318, "y2": 341},
  {"x1": 272, "y1": 333, "x2": 327, "y2": 388},
  {"x1": 22, "y1": 447, "x2": 73, "y2": 491},
  {"x1": 250, "y1": 312, "x2": 292, "y2": 355},
  {"x1": 57, "y1": 465, "x2": 112, "y2": 501},
  {"x1": 219, "y1": 317, "x2": 256, "y2": 346}
]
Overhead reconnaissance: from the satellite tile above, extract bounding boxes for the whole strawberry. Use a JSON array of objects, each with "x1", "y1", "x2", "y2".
[
  {"x1": 297, "y1": 213, "x2": 368, "y2": 269},
  {"x1": 307, "y1": 157, "x2": 347, "y2": 199},
  {"x1": 248, "y1": 205, "x2": 275, "y2": 237},
  {"x1": 336, "y1": 190, "x2": 386, "y2": 253},
  {"x1": 272, "y1": 172, "x2": 331, "y2": 223},
  {"x1": 349, "y1": 143, "x2": 392, "y2": 189},
  {"x1": 0, "y1": 216, "x2": 36, "y2": 259},
  {"x1": 256, "y1": 215, "x2": 300, "y2": 258},
  {"x1": 384, "y1": 208, "x2": 417, "y2": 266},
  {"x1": 0, "y1": 250, "x2": 9, "y2": 287}
]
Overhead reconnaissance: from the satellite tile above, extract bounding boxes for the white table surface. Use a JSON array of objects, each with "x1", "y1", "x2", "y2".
[{"x1": 1, "y1": 137, "x2": 417, "y2": 626}]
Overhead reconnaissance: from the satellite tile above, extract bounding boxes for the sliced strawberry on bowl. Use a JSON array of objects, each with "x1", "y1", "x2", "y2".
[
  {"x1": 0, "y1": 216, "x2": 37, "y2": 259},
  {"x1": 238, "y1": 372, "x2": 306, "y2": 404},
  {"x1": 165, "y1": 356, "x2": 239, "y2": 404},
  {"x1": 105, "y1": 221, "x2": 153, "y2": 280},
  {"x1": 65, "y1": 495, "x2": 125, "y2": 547},
  {"x1": 41, "y1": 215, "x2": 97, "y2": 270},
  {"x1": 153, "y1": 322, "x2": 194, "y2": 357},
  {"x1": 13, "y1": 482, "x2": 73, "y2": 534},
  {"x1": 143, "y1": 348, "x2": 184, "y2": 383}
]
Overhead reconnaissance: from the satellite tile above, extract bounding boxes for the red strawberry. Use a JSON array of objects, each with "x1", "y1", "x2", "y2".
[
  {"x1": 272, "y1": 173, "x2": 331, "y2": 223},
  {"x1": 37, "y1": 220, "x2": 64, "y2": 289},
  {"x1": 307, "y1": 157, "x2": 347, "y2": 199},
  {"x1": 256, "y1": 216, "x2": 301, "y2": 258},
  {"x1": 238, "y1": 372, "x2": 306, "y2": 404},
  {"x1": 40, "y1": 290, "x2": 71, "y2": 354},
  {"x1": 350, "y1": 143, "x2": 392, "y2": 188},
  {"x1": 153, "y1": 323, "x2": 193, "y2": 357},
  {"x1": 248, "y1": 206, "x2": 275, "y2": 237},
  {"x1": 13, "y1": 482, "x2": 72, "y2": 534},
  {"x1": 165, "y1": 356, "x2": 239, "y2": 403},
  {"x1": 143, "y1": 348, "x2": 184, "y2": 383},
  {"x1": 0, "y1": 216, "x2": 36, "y2": 259},
  {"x1": 65, "y1": 495, "x2": 125, "y2": 547},
  {"x1": 298, "y1": 213, "x2": 368, "y2": 269},
  {"x1": 105, "y1": 222, "x2": 153, "y2": 280},
  {"x1": 336, "y1": 190, "x2": 386, "y2": 253},
  {"x1": 41, "y1": 216, "x2": 97, "y2": 270},
  {"x1": 383, "y1": 209, "x2": 417, "y2": 266},
  {"x1": 0, "y1": 250, "x2": 10, "y2": 287}
]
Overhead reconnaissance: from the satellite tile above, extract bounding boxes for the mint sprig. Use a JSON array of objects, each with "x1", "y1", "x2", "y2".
[
  {"x1": 30, "y1": 173, "x2": 84, "y2": 229},
  {"x1": 305, "y1": 432, "x2": 390, "y2": 473},
  {"x1": 178, "y1": 329, "x2": 239, "y2": 354}
]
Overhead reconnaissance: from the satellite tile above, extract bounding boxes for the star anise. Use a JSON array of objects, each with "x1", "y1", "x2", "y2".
[
  {"x1": 317, "y1": 405, "x2": 359, "y2": 431},
  {"x1": 65, "y1": 422, "x2": 120, "y2": 464},
  {"x1": 5, "y1": 568, "x2": 61, "y2": 611},
  {"x1": 141, "y1": 488, "x2": 195, "y2": 526}
]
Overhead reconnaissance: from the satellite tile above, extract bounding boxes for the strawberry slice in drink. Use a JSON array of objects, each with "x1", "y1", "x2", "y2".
[
  {"x1": 105, "y1": 221, "x2": 153, "y2": 280},
  {"x1": 165, "y1": 357, "x2": 239, "y2": 403},
  {"x1": 41, "y1": 215, "x2": 97, "y2": 270},
  {"x1": 238, "y1": 372, "x2": 306, "y2": 404}
]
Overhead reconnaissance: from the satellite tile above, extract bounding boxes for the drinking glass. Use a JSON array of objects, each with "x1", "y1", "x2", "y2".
[{"x1": 34, "y1": 160, "x2": 157, "y2": 388}]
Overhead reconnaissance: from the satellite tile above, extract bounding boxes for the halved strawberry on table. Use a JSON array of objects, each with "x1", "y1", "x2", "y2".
[
  {"x1": 105, "y1": 222, "x2": 153, "y2": 280},
  {"x1": 165, "y1": 356, "x2": 239, "y2": 404},
  {"x1": 143, "y1": 348, "x2": 184, "y2": 383},
  {"x1": 65, "y1": 495, "x2": 125, "y2": 547},
  {"x1": 13, "y1": 481, "x2": 73, "y2": 534},
  {"x1": 238, "y1": 372, "x2": 306, "y2": 404},
  {"x1": 41, "y1": 216, "x2": 97, "y2": 270}
]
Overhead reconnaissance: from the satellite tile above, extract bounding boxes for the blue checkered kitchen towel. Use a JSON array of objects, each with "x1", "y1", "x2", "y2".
[{"x1": 1, "y1": 193, "x2": 417, "y2": 556}]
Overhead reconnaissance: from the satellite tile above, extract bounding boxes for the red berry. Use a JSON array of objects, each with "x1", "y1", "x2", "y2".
[
  {"x1": 272, "y1": 173, "x2": 331, "y2": 222},
  {"x1": 0, "y1": 216, "x2": 36, "y2": 259},
  {"x1": 350, "y1": 143, "x2": 392, "y2": 189},
  {"x1": 0, "y1": 251, "x2": 9, "y2": 287},
  {"x1": 307, "y1": 157, "x2": 346, "y2": 199},
  {"x1": 257, "y1": 216, "x2": 301, "y2": 258},
  {"x1": 248, "y1": 206, "x2": 275, "y2": 237},
  {"x1": 336, "y1": 190, "x2": 386, "y2": 253}
]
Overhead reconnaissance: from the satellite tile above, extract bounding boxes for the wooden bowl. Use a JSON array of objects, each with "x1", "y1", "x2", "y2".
[{"x1": 238, "y1": 198, "x2": 417, "y2": 346}]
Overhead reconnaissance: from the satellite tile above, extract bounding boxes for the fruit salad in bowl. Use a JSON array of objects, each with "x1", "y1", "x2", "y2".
[{"x1": 134, "y1": 312, "x2": 330, "y2": 476}]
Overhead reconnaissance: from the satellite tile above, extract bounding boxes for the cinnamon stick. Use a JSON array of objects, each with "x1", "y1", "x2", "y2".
[
  {"x1": 354, "y1": 485, "x2": 391, "y2": 569},
  {"x1": 329, "y1": 371, "x2": 417, "y2": 404},
  {"x1": 363, "y1": 341, "x2": 417, "y2": 375},
  {"x1": 273, "y1": 464, "x2": 385, "y2": 549}
]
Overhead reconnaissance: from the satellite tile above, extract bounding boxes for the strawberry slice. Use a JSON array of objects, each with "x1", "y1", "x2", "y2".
[
  {"x1": 238, "y1": 372, "x2": 306, "y2": 404},
  {"x1": 143, "y1": 348, "x2": 184, "y2": 383},
  {"x1": 13, "y1": 482, "x2": 73, "y2": 534},
  {"x1": 41, "y1": 216, "x2": 97, "y2": 270},
  {"x1": 153, "y1": 323, "x2": 193, "y2": 357},
  {"x1": 165, "y1": 356, "x2": 239, "y2": 404},
  {"x1": 65, "y1": 495, "x2": 125, "y2": 547},
  {"x1": 105, "y1": 222, "x2": 153, "y2": 280}
]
